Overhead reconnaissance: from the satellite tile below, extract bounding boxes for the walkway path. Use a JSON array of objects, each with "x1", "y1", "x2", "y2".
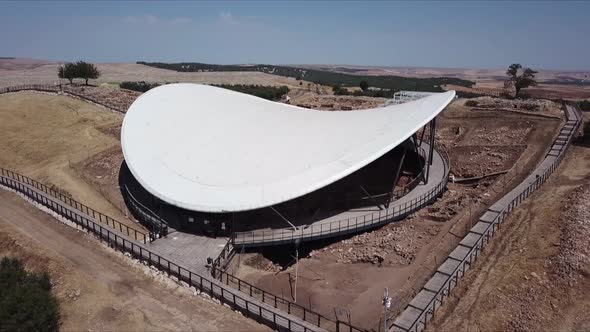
[
  {"x1": 234, "y1": 142, "x2": 449, "y2": 247},
  {"x1": 0, "y1": 171, "x2": 325, "y2": 332},
  {"x1": 391, "y1": 104, "x2": 582, "y2": 332}
]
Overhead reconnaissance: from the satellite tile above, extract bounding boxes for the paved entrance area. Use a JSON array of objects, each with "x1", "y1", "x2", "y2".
[{"x1": 148, "y1": 229, "x2": 228, "y2": 275}]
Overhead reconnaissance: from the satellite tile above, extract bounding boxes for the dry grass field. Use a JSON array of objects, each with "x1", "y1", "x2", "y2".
[
  {"x1": 0, "y1": 91, "x2": 133, "y2": 226},
  {"x1": 0, "y1": 61, "x2": 310, "y2": 89}
]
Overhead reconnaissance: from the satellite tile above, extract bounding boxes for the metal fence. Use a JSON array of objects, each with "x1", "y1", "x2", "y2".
[
  {"x1": 233, "y1": 148, "x2": 449, "y2": 247},
  {"x1": 0, "y1": 167, "x2": 149, "y2": 243},
  {"x1": 0, "y1": 171, "x2": 321, "y2": 332},
  {"x1": 206, "y1": 148, "x2": 450, "y2": 331},
  {"x1": 211, "y1": 263, "x2": 366, "y2": 332},
  {"x1": 396, "y1": 103, "x2": 582, "y2": 332},
  {"x1": 121, "y1": 181, "x2": 169, "y2": 238},
  {"x1": 0, "y1": 84, "x2": 126, "y2": 113}
]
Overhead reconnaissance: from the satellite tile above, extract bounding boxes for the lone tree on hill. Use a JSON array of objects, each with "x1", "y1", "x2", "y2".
[
  {"x1": 57, "y1": 61, "x2": 100, "y2": 85},
  {"x1": 359, "y1": 80, "x2": 369, "y2": 92},
  {"x1": 76, "y1": 61, "x2": 100, "y2": 86},
  {"x1": 58, "y1": 63, "x2": 76, "y2": 84},
  {"x1": 505, "y1": 63, "x2": 537, "y2": 98}
]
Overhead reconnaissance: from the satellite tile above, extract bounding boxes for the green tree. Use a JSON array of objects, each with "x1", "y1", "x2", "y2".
[
  {"x1": 505, "y1": 63, "x2": 538, "y2": 98},
  {"x1": 0, "y1": 257, "x2": 60, "y2": 332},
  {"x1": 359, "y1": 80, "x2": 369, "y2": 92},
  {"x1": 57, "y1": 63, "x2": 77, "y2": 84},
  {"x1": 75, "y1": 61, "x2": 100, "y2": 86}
]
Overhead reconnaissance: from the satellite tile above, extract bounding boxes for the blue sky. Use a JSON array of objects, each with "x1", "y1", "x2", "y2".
[{"x1": 1, "y1": 1, "x2": 589, "y2": 70}]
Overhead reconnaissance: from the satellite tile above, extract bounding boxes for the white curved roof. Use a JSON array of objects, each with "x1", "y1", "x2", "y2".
[{"x1": 121, "y1": 83, "x2": 455, "y2": 213}]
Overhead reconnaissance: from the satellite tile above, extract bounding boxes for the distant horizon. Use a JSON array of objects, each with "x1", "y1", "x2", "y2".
[
  {"x1": 3, "y1": 57, "x2": 590, "y2": 73},
  {"x1": 1, "y1": 1, "x2": 589, "y2": 71}
]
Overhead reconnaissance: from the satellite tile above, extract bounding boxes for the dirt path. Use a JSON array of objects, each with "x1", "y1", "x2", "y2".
[
  {"x1": 0, "y1": 189, "x2": 268, "y2": 331},
  {"x1": 428, "y1": 140, "x2": 590, "y2": 331}
]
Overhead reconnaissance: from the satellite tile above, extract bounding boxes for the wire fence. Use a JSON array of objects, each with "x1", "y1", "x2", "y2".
[
  {"x1": 395, "y1": 103, "x2": 582, "y2": 332},
  {"x1": 0, "y1": 167, "x2": 149, "y2": 243}
]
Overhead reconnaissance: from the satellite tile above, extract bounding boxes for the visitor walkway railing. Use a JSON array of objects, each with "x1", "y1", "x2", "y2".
[
  {"x1": 0, "y1": 169, "x2": 323, "y2": 332},
  {"x1": 0, "y1": 167, "x2": 150, "y2": 243},
  {"x1": 392, "y1": 103, "x2": 582, "y2": 332},
  {"x1": 232, "y1": 147, "x2": 449, "y2": 247},
  {"x1": 121, "y1": 181, "x2": 169, "y2": 239}
]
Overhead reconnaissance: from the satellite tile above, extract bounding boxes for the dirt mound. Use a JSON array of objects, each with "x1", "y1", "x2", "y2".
[
  {"x1": 310, "y1": 222, "x2": 439, "y2": 266},
  {"x1": 550, "y1": 185, "x2": 590, "y2": 283},
  {"x1": 467, "y1": 96, "x2": 560, "y2": 114}
]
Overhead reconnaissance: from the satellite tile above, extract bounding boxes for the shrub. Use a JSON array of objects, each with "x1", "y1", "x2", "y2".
[
  {"x1": 359, "y1": 80, "x2": 369, "y2": 91},
  {"x1": 456, "y1": 91, "x2": 486, "y2": 99},
  {"x1": 0, "y1": 257, "x2": 60, "y2": 332},
  {"x1": 465, "y1": 100, "x2": 479, "y2": 107},
  {"x1": 578, "y1": 100, "x2": 590, "y2": 111},
  {"x1": 120, "y1": 81, "x2": 161, "y2": 92},
  {"x1": 213, "y1": 84, "x2": 289, "y2": 101}
]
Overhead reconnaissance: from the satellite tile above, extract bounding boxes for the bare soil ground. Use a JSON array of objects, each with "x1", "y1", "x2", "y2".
[
  {"x1": 0, "y1": 91, "x2": 136, "y2": 228},
  {"x1": 232, "y1": 101, "x2": 562, "y2": 330},
  {"x1": 0, "y1": 189, "x2": 267, "y2": 331},
  {"x1": 445, "y1": 83, "x2": 590, "y2": 100},
  {"x1": 429, "y1": 136, "x2": 590, "y2": 331}
]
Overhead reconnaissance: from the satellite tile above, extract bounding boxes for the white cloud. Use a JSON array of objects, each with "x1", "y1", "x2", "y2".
[
  {"x1": 123, "y1": 15, "x2": 191, "y2": 25},
  {"x1": 219, "y1": 11, "x2": 238, "y2": 25}
]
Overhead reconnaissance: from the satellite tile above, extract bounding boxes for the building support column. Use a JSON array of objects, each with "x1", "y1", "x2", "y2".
[
  {"x1": 426, "y1": 117, "x2": 437, "y2": 183},
  {"x1": 359, "y1": 185, "x2": 384, "y2": 210},
  {"x1": 386, "y1": 147, "x2": 406, "y2": 208},
  {"x1": 411, "y1": 134, "x2": 426, "y2": 184}
]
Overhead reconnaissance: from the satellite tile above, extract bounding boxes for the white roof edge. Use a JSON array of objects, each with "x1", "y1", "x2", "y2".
[{"x1": 122, "y1": 83, "x2": 455, "y2": 213}]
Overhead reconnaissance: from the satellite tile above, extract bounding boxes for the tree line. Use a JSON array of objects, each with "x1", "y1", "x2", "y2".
[
  {"x1": 136, "y1": 61, "x2": 475, "y2": 92},
  {"x1": 119, "y1": 81, "x2": 290, "y2": 101},
  {"x1": 57, "y1": 61, "x2": 100, "y2": 85}
]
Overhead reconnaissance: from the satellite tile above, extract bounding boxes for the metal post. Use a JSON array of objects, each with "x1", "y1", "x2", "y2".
[
  {"x1": 382, "y1": 288, "x2": 391, "y2": 332},
  {"x1": 387, "y1": 147, "x2": 407, "y2": 208},
  {"x1": 411, "y1": 135, "x2": 426, "y2": 184},
  {"x1": 294, "y1": 243, "x2": 299, "y2": 303},
  {"x1": 359, "y1": 185, "x2": 384, "y2": 210},
  {"x1": 426, "y1": 118, "x2": 436, "y2": 183}
]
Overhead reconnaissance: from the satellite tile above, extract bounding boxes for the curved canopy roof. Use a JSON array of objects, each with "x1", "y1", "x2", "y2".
[{"x1": 121, "y1": 83, "x2": 455, "y2": 213}]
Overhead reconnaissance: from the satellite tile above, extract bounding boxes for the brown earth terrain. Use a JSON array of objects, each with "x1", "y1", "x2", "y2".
[
  {"x1": 0, "y1": 68, "x2": 580, "y2": 330},
  {"x1": 429, "y1": 132, "x2": 590, "y2": 331},
  {"x1": 0, "y1": 189, "x2": 267, "y2": 331},
  {"x1": 232, "y1": 99, "x2": 562, "y2": 330},
  {"x1": 445, "y1": 82, "x2": 590, "y2": 100},
  {"x1": 0, "y1": 92, "x2": 135, "y2": 227}
]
